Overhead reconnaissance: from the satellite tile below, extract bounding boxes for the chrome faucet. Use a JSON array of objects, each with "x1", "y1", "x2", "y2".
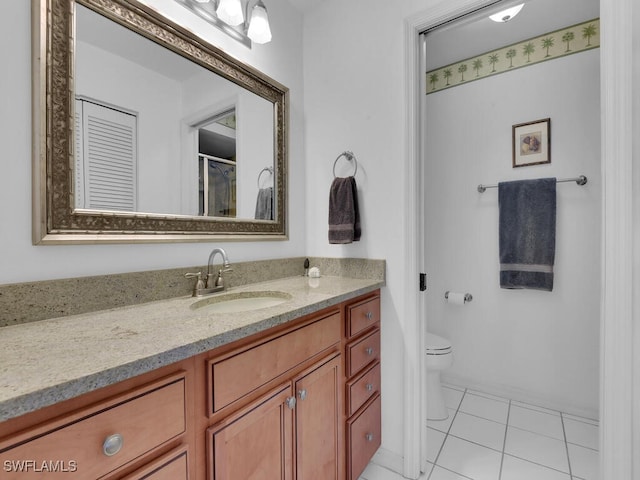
[
  {"x1": 185, "y1": 247, "x2": 233, "y2": 297},
  {"x1": 206, "y1": 247, "x2": 232, "y2": 289}
]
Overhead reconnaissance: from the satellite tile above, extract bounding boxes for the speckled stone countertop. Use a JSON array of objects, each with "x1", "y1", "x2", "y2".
[{"x1": 0, "y1": 275, "x2": 383, "y2": 422}]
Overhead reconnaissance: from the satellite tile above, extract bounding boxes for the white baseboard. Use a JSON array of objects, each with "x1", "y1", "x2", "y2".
[{"x1": 441, "y1": 373, "x2": 599, "y2": 421}]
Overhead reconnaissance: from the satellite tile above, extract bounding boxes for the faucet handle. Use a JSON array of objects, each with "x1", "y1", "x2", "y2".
[{"x1": 185, "y1": 272, "x2": 205, "y2": 296}]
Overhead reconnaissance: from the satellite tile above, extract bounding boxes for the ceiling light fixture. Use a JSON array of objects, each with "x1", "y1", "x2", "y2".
[
  {"x1": 489, "y1": 3, "x2": 525, "y2": 23},
  {"x1": 175, "y1": 0, "x2": 273, "y2": 46}
]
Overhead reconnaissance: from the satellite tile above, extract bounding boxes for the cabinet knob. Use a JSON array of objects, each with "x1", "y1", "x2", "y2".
[
  {"x1": 102, "y1": 433, "x2": 124, "y2": 457},
  {"x1": 365, "y1": 347, "x2": 374, "y2": 356},
  {"x1": 286, "y1": 396, "x2": 297, "y2": 410},
  {"x1": 365, "y1": 433, "x2": 374, "y2": 442},
  {"x1": 365, "y1": 383, "x2": 374, "y2": 392},
  {"x1": 298, "y1": 389, "x2": 307, "y2": 401},
  {"x1": 365, "y1": 311, "x2": 374, "y2": 320}
]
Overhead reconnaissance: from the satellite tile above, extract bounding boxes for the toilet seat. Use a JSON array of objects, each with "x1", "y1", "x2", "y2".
[{"x1": 426, "y1": 332, "x2": 452, "y2": 355}]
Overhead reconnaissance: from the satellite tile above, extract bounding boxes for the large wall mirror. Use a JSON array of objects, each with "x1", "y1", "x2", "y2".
[{"x1": 32, "y1": 0, "x2": 288, "y2": 244}]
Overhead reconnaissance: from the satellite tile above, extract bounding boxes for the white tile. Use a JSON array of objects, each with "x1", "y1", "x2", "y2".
[
  {"x1": 437, "y1": 435, "x2": 502, "y2": 480},
  {"x1": 501, "y1": 454, "x2": 571, "y2": 480},
  {"x1": 449, "y1": 411, "x2": 506, "y2": 451},
  {"x1": 458, "y1": 392, "x2": 509, "y2": 423},
  {"x1": 505, "y1": 426, "x2": 570, "y2": 473},
  {"x1": 508, "y1": 404, "x2": 564, "y2": 440},
  {"x1": 359, "y1": 462, "x2": 404, "y2": 480},
  {"x1": 428, "y1": 408, "x2": 456, "y2": 433},
  {"x1": 563, "y1": 417, "x2": 599, "y2": 450},
  {"x1": 427, "y1": 427, "x2": 446, "y2": 463},
  {"x1": 429, "y1": 465, "x2": 472, "y2": 480},
  {"x1": 568, "y1": 443, "x2": 599, "y2": 480},
  {"x1": 442, "y1": 386, "x2": 464, "y2": 410}
]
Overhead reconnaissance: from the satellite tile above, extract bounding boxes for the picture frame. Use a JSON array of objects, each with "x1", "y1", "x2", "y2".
[{"x1": 512, "y1": 118, "x2": 551, "y2": 168}]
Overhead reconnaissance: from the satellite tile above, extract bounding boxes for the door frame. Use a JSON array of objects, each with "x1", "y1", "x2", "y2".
[{"x1": 402, "y1": 1, "x2": 635, "y2": 478}]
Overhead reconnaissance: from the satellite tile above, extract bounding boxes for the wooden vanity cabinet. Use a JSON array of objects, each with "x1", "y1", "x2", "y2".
[
  {"x1": 0, "y1": 359, "x2": 196, "y2": 480},
  {"x1": 204, "y1": 309, "x2": 344, "y2": 480},
  {"x1": 0, "y1": 289, "x2": 381, "y2": 480},
  {"x1": 344, "y1": 293, "x2": 382, "y2": 480}
]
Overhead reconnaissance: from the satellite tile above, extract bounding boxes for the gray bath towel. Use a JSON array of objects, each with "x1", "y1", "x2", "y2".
[
  {"x1": 498, "y1": 178, "x2": 556, "y2": 291},
  {"x1": 255, "y1": 187, "x2": 273, "y2": 220},
  {"x1": 328, "y1": 176, "x2": 361, "y2": 244}
]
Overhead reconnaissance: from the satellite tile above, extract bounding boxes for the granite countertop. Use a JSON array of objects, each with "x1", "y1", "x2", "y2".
[{"x1": 0, "y1": 275, "x2": 383, "y2": 422}]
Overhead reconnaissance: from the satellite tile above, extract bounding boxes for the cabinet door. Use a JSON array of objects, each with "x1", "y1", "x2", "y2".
[
  {"x1": 294, "y1": 354, "x2": 342, "y2": 480},
  {"x1": 208, "y1": 384, "x2": 294, "y2": 480}
]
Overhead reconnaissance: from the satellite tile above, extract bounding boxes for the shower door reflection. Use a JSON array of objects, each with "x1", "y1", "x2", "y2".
[{"x1": 199, "y1": 155, "x2": 236, "y2": 217}]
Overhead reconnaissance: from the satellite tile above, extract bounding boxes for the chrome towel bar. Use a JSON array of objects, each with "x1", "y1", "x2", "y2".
[{"x1": 477, "y1": 175, "x2": 587, "y2": 193}]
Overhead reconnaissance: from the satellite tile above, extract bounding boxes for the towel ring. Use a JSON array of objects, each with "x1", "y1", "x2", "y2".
[
  {"x1": 333, "y1": 151, "x2": 358, "y2": 178},
  {"x1": 257, "y1": 166, "x2": 273, "y2": 188}
]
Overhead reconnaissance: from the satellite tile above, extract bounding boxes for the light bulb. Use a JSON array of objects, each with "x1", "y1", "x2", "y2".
[
  {"x1": 247, "y1": 1, "x2": 272, "y2": 44},
  {"x1": 216, "y1": 0, "x2": 244, "y2": 26}
]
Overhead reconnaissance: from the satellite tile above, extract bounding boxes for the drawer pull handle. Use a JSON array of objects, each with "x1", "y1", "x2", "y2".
[
  {"x1": 365, "y1": 433, "x2": 374, "y2": 442},
  {"x1": 365, "y1": 383, "x2": 374, "y2": 392},
  {"x1": 102, "y1": 433, "x2": 124, "y2": 457},
  {"x1": 365, "y1": 347, "x2": 374, "y2": 356},
  {"x1": 298, "y1": 389, "x2": 307, "y2": 401},
  {"x1": 286, "y1": 396, "x2": 297, "y2": 410},
  {"x1": 365, "y1": 312, "x2": 374, "y2": 320}
]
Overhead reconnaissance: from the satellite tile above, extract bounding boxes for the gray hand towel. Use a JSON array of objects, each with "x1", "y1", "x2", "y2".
[
  {"x1": 255, "y1": 187, "x2": 273, "y2": 220},
  {"x1": 498, "y1": 177, "x2": 556, "y2": 291},
  {"x1": 328, "y1": 176, "x2": 361, "y2": 244}
]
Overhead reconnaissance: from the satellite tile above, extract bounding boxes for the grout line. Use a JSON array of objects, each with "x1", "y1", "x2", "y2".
[
  {"x1": 430, "y1": 388, "x2": 467, "y2": 475},
  {"x1": 502, "y1": 452, "x2": 574, "y2": 476},
  {"x1": 566, "y1": 440, "x2": 599, "y2": 452},
  {"x1": 560, "y1": 412, "x2": 574, "y2": 478},
  {"x1": 498, "y1": 399, "x2": 511, "y2": 480},
  {"x1": 431, "y1": 464, "x2": 476, "y2": 480}
]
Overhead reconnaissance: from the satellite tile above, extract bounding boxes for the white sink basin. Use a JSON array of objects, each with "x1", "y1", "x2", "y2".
[{"x1": 190, "y1": 291, "x2": 292, "y2": 313}]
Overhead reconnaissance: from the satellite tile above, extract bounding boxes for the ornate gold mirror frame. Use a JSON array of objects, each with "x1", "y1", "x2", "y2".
[{"x1": 32, "y1": 0, "x2": 288, "y2": 244}]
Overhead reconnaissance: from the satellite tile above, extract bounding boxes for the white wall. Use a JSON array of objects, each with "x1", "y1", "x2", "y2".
[
  {"x1": 302, "y1": 0, "x2": 436, "y2": 464},
  {"x1": 0, "y1": 0, "x2": 304, "y2": 284},
  {"x1": 424, "y1": 51, "x2": 601, "y2": 417}
]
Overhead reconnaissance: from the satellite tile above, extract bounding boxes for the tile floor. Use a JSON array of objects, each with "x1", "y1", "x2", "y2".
[{"x1": 359, "y1": 384, "x2": 599, "y2": 480}]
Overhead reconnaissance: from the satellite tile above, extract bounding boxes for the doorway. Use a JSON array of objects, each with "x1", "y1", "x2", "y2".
[{"x1": 403, "y1": 1, "x2": 635, "y2": 479}]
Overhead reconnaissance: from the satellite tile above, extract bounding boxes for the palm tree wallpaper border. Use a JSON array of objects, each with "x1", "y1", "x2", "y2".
[{"x1": 426, "y1": 18, "x2": 599, "y2": 95}]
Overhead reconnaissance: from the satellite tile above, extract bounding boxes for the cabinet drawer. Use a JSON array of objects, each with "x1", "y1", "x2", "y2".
[
  {"x1": 0, "y1": 376, "x2": 186, "y2": 480},
  {"x1": 347, "y1": 394, "x2": 381, "y2": 480},
  {"x1": 347, "y1": 296, "x2": 380, "y2": 338},
  {"x1": 346, "y1": 328, "x2": 380, "y2": 378},
  {"x1": 347, "y1": 362, "x2": 380, "y2": 417},
  {"x1": 122, "y1": 446, "x2": 189, "y2": 480},
  {"x1": 211, "y1": 312, "x2": 341, "y2": 412}
]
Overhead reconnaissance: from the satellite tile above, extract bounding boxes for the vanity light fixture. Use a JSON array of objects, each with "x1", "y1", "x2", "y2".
[
  {"x1": 175, "y1": 0, "x2": 272, "y2": 46},
  {"x1": 247, "y1": 0, "x2": 272, "y2": 44},
  {"x1": 216, "y1": 0, "x2": 244, "y2": 26},
  {"x1": 489, "y1": 3, "x2": 525, "y2": 23}
]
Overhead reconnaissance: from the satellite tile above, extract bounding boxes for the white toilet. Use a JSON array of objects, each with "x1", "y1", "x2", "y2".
[{"x1": 426, "y1": 332, "x2": 453, "y2": 420}]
